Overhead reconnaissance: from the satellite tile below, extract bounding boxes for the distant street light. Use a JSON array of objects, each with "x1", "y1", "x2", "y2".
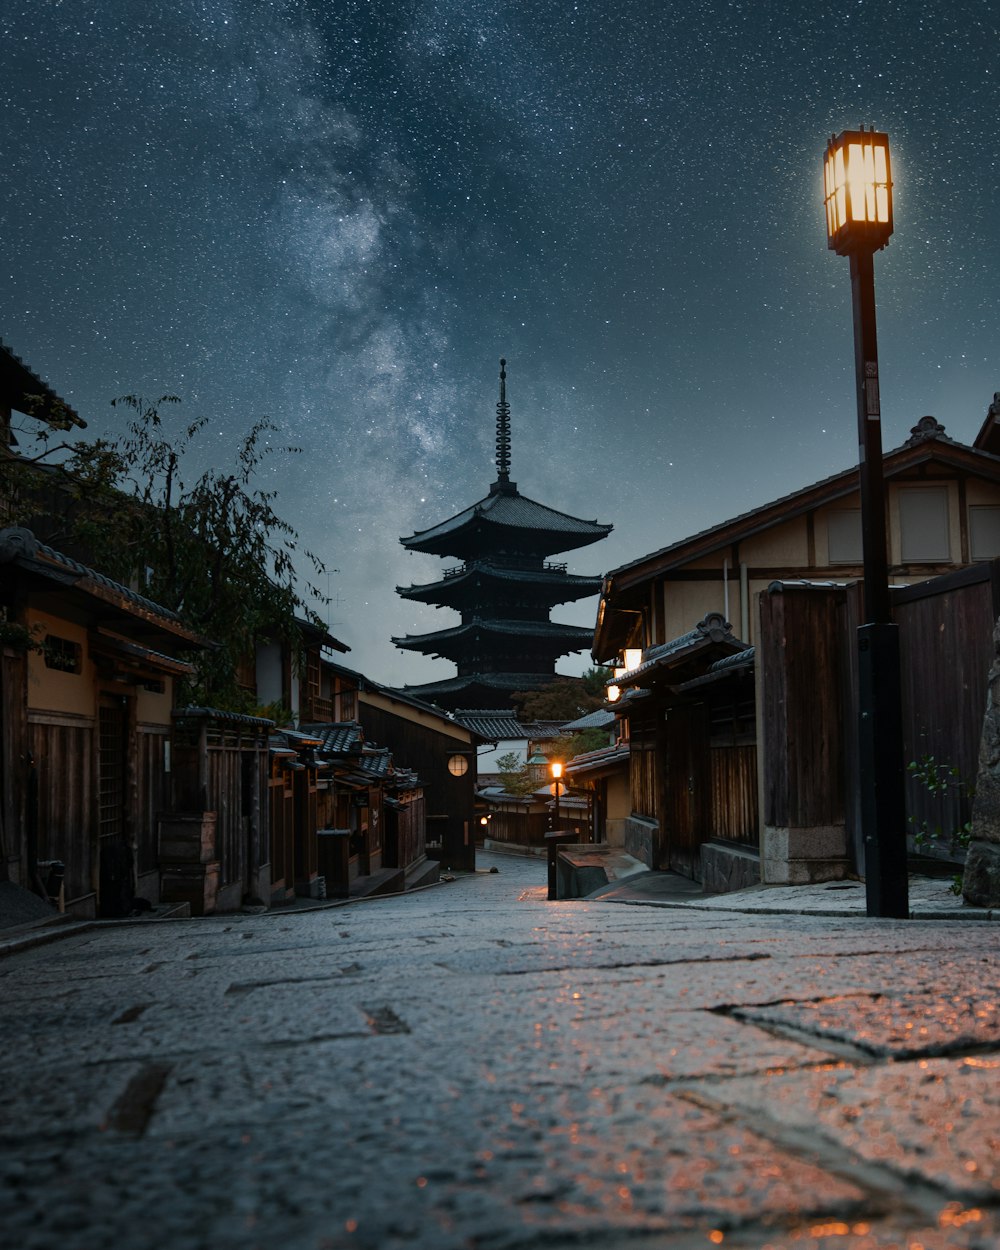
[
  {"x1": 823, "y1": 126, "x2": 908, "y2": 919},
  {"x1": 551, "y1": 760, "x2": 564, "y2": 830}
]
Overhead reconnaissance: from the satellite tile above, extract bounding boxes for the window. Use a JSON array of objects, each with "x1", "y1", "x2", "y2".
[
  {"x1": 43, "y1": 635, "x2": 82, "y2": 674},
  {"x1": 827, "y1": 509, "x2": 863, "y2": 564},
  {"x1": 970, "y1": 506, "x2": 1000, "y2": 561},
  {"x1": 898, "y1": 487, "x2": 950, "y2": 562}
]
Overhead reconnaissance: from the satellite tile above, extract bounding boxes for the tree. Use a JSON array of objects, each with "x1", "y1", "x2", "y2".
[
  {"x1": 560, "y1": 727, "x2": 613, "y2": 761},
  {"x1": 495, "y1": 752, "x2": 536, "y2": 796},
  {"x1": 3, "y1": 394, "x2": 328, "y2": 710},
  {"x1": 512, "y1": 668, "x2": 612, "y2": 722}
]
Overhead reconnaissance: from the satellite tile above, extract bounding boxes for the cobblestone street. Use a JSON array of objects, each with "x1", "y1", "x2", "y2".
[{"x1": 1, "y1": 853, "x2": 998, "y2": 1250}]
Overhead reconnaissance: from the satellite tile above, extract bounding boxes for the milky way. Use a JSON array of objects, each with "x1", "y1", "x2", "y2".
[{"x1": 2, "y1": 0, "x2": 997, "y2": 685}]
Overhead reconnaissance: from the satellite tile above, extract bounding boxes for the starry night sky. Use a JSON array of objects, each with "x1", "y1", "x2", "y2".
[{"x1": 3, "y1": 1, "x2": 997, "y2": 687}]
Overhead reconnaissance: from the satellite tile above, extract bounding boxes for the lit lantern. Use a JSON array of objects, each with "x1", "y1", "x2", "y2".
[
  {"x1": 823, "y1": 128, "x2": 893, "y2": 256},
  {"x1": 623, "y1": 648, "x2": 643, "y2": 671},
  {"x1": 606, "y1": 684, "x2": 621, "y2": 703}
]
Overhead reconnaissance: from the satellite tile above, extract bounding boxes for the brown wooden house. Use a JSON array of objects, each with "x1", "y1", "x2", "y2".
[
  {"x1": 594, "y1": 406, "x2": 1000, "y2": 890},
  {"x1": 0, "y1": 526, "x2": 207, "y2": 916},
  {"x1": 165, "y1": 707, "x2": 272, "y2": 914},
  {"x1": 595, "y1": 414, "x2": 1000, "y2": 660}
]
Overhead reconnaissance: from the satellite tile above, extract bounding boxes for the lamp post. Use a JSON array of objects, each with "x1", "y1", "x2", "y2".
[
  {"x1": 823, "y1": 126, "x2": 908, "y2": 918},
  {"x1": 551, "y1": 760, "x2": 563, "y2": 830}
]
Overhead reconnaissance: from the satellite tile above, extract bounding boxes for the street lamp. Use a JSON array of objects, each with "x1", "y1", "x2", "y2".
[
  {"x1": 823, "y1": 126, "x2": 908, "y2": 918},
  {"x1": 551, "y1": 760, "x2": 563, "y2": 830}
]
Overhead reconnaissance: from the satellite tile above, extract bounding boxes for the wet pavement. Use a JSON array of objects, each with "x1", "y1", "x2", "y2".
[{"x1": 1, "y1": 851, "x2": 998, "y2": 1249}]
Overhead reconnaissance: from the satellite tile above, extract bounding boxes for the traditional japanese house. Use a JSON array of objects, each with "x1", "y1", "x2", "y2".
[
  {"x1": 354, "y1": 679, "x2": 478, "y2": 873},
  {"x1": 305, "y1": 722, "x2": 411, "y2": 897},
  {"x1": 239, "y1": 617, "x2": 350, "y2": 723},
  {"x1": 0, "y1": 526, "x2": 206, "y2": 916},
  {"x1": 606, "y1": 615, "x2": 754, "y2": 883},
  {"x1": 564, "y1": 727, "x2": 631, "y2": 849},
  {"x1": 594, "y1": 405, "x2": 1000, "y2": 890},
  {"x1": 394, "y1": 360, "x2": 612, "y2": 710},
  {"x1": 166, "y1": 707, "x2": 272, "y2": 914}
]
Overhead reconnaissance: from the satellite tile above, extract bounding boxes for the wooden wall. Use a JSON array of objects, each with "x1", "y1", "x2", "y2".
[
  {"x1": 29, "y1": 714, "x2": 94, "y2": 908},
  {"x1": 758, "y1": 585, "x2": 848, "y2": 834},
  {"x1": 709, "y1": 745, "x2": 758, "y2": 845},
  {"x1": 895, "y1": 562, "x2": 1000, "y2": 863},
  {"x1": 359, "y1": 701, "x2": 476, "y2": 867},
  {"x1": 1, "y1": 646, "x2": 28, "y2": 887}
]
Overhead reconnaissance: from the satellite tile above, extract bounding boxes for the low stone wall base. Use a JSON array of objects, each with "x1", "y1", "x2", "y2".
[
  {"x1": 963, "y1": 839, "x2": 1000, "y2": 907},
  {"x1": 701, "y1": 842, "x2": 760, "y2": 894},
  {"x1": 762, "y1": 825, "x2": 852, "y2": 885},
  {"x1": 624, "y1": 817, "x2": 657, "y2": 868}
]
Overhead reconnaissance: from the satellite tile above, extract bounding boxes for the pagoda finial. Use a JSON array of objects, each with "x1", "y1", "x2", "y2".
[{"x1": 495, "y1": 357, "x2": 511, "y2": 484}]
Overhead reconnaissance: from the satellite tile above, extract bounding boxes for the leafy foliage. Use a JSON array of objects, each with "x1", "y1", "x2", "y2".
[
  {"x1": 3, "y1": 394, "x2": 328, "y2": 710},
  {"x1": 495, "y1": 751, "x2": 536, "y2": 796},
  {"x1": 560, "y1": 727, "x2": 613, "y2": 761},
  {"x1": 907, "y1": 754, "x2": 974, "y2": 894},
  {"x1": 512, "y1": 668, "x2": 611, "y2": 722}
]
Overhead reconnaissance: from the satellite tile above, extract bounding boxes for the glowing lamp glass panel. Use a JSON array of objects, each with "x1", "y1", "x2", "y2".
[
  {"x1": 623, "y1": 648, "x2": 643, "y2": 671},
  {"x1": 550, "y1": 761, "x2": 564, "y2": 780},
  {"x1": 823, "y1": 129, "x2": 892, "y2": 255},
  {"x1": 606, "y1": 684, "x2": 621, "y2": 703}
]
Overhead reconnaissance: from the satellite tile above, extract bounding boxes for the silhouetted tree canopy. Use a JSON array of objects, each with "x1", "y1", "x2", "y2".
[
  {"x1": 511, "y1": 668, "x2": 612, "y2": 721},
  {"x1": 3, "y1": 394, "x2": 328, "y2": 710}
]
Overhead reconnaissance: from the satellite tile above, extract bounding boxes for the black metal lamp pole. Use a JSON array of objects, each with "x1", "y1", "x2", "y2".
[{"x1": 824, "y1": 128, "x2": 908, "y2": 919}]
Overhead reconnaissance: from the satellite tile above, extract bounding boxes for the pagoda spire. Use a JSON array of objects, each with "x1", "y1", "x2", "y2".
[{"x1": 492, "y1": 357, "x2": 515, "y2": 495}]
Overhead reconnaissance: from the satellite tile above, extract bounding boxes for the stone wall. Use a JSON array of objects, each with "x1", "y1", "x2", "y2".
[{"x1": 966, "y1": 618, "x2": 1000, "y2": 907}]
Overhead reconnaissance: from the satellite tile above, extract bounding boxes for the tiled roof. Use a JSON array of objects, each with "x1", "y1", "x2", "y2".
[
  {"x1": 401, "y1": 672, "x2": 557, "y2": 700},
  {"x1": 398, "y1": 562, "x2": 602, "y2": 599},
  {"x1": 562, "y1": 708, "x2": 617, "y2": 731},
  {"x1": 360, "y1": 746, "x2": 392, "y2": 778},
  {"x1": 565, "y1": 743, "x2": 630, "y2": 776},
  {"x1": 88, "y1": 633, "x2": 196, "y2": 677},
  {"x1": 605, "y1": 422, "x2": 995, "y2": 584},
  {"x1": 451, "y1": 710, "x2": 570, "y2": 740},
  {"x1": 174, "y1": 706, "x2": 276, "y2": 728},
  {"x1": 452, "y1": 710, "x2": 530, "y2": 739},
  {"x1": 394, "y1": 617, "x2": 594, "y2": 649},
  {"x1": 307, "y1": 722, "x2": 364, "y2": 757},
  {"x1": 402, "y1": 489, "x2": 611, "y2": 549},
  {"x1": 0, "y1": 526, "x2": 204, "y2": 642},
  {"x1": 612, "y1": 613, "x2": 749, "y2": 688},
  {"x1": 0, "y1": 340, "x2": 86, "y2": 428}
]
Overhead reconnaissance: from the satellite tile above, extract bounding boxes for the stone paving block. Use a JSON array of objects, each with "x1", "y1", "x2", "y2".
[
  {"x1": 3, "y1": 1087, "x2": 870, "y2": 1250},
  {"x1": 736, "y1": 988, "x2": 1000, "y2": 1058},
  {"x1": 0, "y1": 1059, "x2": 142, "y2": 1146},
  {"x1": 2, "y1": 856, "x2": 999, "y2": 1250},
  {"x1": 674, "y1": 1207, "x2": 997, "y2": 1250},
  {"x1": 710, "y1": 1054, "x2": 1000, "y2": 1203}
]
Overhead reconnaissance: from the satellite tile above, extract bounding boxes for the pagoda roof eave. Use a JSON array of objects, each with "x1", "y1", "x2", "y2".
[
  {"x1": 400, "y1": 672, "x2": 560, "y2": 701},
  {"x1": 397, "y1": 563, "x2": 603, "y2": 604},
  {"x1": 392, "y1": 618, "x2": 595, "y2": 653},
  {"x1": 401, "y1": 488, "x2": 612, "y2": 556}
]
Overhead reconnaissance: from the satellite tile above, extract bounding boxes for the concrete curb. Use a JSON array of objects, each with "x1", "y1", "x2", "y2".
[
  {"x1": 0, "y1": 877, "x2": 454, "y2": 957},
  {"x1": 603, "y1": 895, "x2": 997, "y2": 921}
]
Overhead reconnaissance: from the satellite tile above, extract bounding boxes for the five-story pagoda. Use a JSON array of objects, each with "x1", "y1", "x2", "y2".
[{"x1": 394, "y1": 360, "x2": 612, "y2": 710}]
